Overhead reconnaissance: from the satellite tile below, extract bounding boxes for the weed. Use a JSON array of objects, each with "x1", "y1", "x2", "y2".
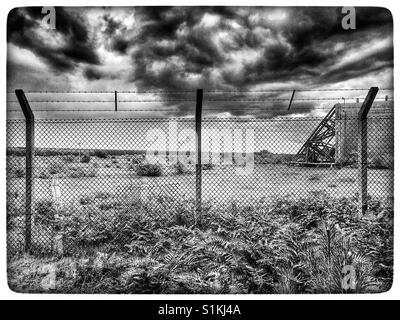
[{"x1": 136, "y1": 163, "x2": 162, "y2": 177}]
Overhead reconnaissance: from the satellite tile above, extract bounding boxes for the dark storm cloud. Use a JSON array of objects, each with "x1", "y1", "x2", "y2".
[
  {"x1": 221, "y1": 7, "x2": 393, "y2": 88},
  {"x1": 276, "y1": 7, "x2": 392, "y2": 52},
  {"x1": 102, "y1": 14, "x2": 123, "y2": 36},
  {"x1": 122, "y1": 7, "x2": 392, "y2": 117},
  {"x1": 321, "y1": 45, "x2": 394, "y2": 84},
  {"x1": 134, "y1": 6, "x2": 236, "y2": 40},
  {"x1": 123, "y1": 6, "x2": 393, "y2": 94},
  {"x1": 7, "y1": 6, "x2": 394, "y2": 118},
  {"x1": 221, "y1": 44, "x2": 333, "y2": 88},
  {"x1": 83, "y1": 67, "x2": 103, "y2": 80},
  {"x1": 130, "y1": 7, "x2": 232, "y2": 92},
  {"x1": 83, "y1": 66, "x2": 120, "y2": 81},
  {"x1": 136, "y1": 7, "x2": 188, "y2": 40},
  {"x1": 101, "y1": 14, "x2": 131, "y2": 54},
  {"x1": 7, "y1": 7, "x2": 99, "y2": 72},
  {"x1": 111, "y1": 37, "x2": 130, "y2": 54}
]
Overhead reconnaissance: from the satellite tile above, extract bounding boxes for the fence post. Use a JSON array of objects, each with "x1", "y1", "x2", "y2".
[
  {"x1": 15, "y1": 89, "x2": 35, "y2": 253},
  {"x1": 195, "y1": 89, "x2": 203, "y2": 224},
  {"x1": 115, "y1": 90, "x2": 118, "y2": 111},
  {"x1": 358, "y1": 87, "x2": 379, "y2": 216},
  {"x1": 287, "y1": 89, "x2": 296, "y2": 110}
]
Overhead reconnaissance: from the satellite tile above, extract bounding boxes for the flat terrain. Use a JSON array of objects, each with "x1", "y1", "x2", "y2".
[{"x1": 7, "y1": 157, "x2": 394, "y2": 207}]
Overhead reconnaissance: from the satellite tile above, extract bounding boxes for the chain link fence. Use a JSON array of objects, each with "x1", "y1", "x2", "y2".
[{"x1": 6, "y1": 91, "x2": 394, "y2": 256}]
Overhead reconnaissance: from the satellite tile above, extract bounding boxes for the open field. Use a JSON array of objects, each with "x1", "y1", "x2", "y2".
[{"x1": 7, "y1": 154, "x2": 394, "y2": 204}]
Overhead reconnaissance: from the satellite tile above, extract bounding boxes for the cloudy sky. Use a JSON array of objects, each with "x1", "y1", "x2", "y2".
[{"x1": 7, "y1": 6, "x2": 393, "y2": 118}]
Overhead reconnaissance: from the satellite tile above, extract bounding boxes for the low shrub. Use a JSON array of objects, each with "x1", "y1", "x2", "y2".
[
  {"x1": 128, "y1": 155, "x2": 145, "y2": 170},
  {"x1": 68, "y1": 167, "x2": 85, "y2": 178},
  {"x1": 308, "y1": 174, "x2": 321, "y2": 181},
  {"x1": 202, "y1": 163, "x2": 215, "y2": 170},
  {"x1": 136, "y1": 163, "x2": 162, "y2": 177},
  {"x1": 93, "y1": 150, "x2": 108, "y2": 159},
  {"x1": 256, "y1": 150, "x2": 294, "y2": 165},
  {"x1": 99, "y1": 199, "x2": 123, "y2": 211},
  {"x1": 48, "y1": 160, "x2": 65, "y2": 175},
  {"x1": 174, "y1": 161, "x2": 189, "y2": 175},
  {"x1": 37, "y1": 170, "x2": 51, "y2": 179},
  {"x1": 6, "y1": 191, "x2": 23, "y2": 218},
  {"x1": 67, "y1": 167, "x2": 97, "y2": 179},
  {"x1": 80, "y1": 153, "x2": 91, "y2": 164},
  {"x1": 61, "y1": 207, "x2": 115, "y2": 248},
  {"x1": 63, "y1": 155, "x2": 76, "y2": 164},
  {"x1": 67, "y1": 165, "x2": 97, "y2": 178},
  {"x1": 34, "y1": 200, "x2": 56, "y2": 226}
]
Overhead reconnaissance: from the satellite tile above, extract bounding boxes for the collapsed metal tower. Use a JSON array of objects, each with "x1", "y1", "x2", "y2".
[{"x1": 295, "y1": 105, "x2": 336, "y2": 164}]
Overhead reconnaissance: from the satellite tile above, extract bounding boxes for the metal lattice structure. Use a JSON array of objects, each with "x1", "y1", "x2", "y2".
[{"x1": 294, "y1": 105, "x2": 336, "y2": 165}]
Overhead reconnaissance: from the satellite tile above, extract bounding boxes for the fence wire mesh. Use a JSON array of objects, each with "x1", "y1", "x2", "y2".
[{"x1": 6, "y1": 93, "x2": 394, "y2": 257}]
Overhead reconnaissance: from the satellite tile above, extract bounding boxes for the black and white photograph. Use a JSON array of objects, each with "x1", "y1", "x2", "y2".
[{"x1": 4, "y1": 5, "x2": 394, "y2": 296}]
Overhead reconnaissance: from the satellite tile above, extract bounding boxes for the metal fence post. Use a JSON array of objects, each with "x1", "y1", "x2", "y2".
[
  {"x1": 195, "y1": 89, "x2": 203, "y2": 224},
  {"x1": 287, "y1": 89, "x2": 296, "y2": 110},
  {"x1": 115, "y1": 90, "x2": 118, "y2": 111},
  {"x1": 358, "y1": 87, "x2": 379, "y2": 216},
  {"x1": 15, "y1": 89, "x2": 35, "y2": 253}
]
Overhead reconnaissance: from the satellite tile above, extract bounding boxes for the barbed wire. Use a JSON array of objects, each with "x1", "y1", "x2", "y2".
[
  {"x1": 6, "y1": 109, "x2": 177, "y2": 113},
  {"x1": 6, "y1": 97, "x2": 394, "y2": 103},
  {"x1": 7, "y1": 106, "x2": 394, "y2": 113},
  {"x1": 6, "y1": 88, "x2": 394, "y2": 94},
  {"x1": 5, "y1": 116, "x2": 394, "y2": 122}
]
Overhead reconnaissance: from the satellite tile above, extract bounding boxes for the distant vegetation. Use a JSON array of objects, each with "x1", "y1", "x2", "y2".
[
  {"x1": 35, "y1": 159, "x2": 98, "y2": 179},
  {"x1": 6, "y1": 147, "x2": 146, "y2": 158},
  {"x1": 7, "y1": 147, "x2": 394, "y2": 170},
  {"x1": 80, "y1": 152, "x2": 91, "y2": 164},
  {"x1": 255, "y1": 150, "x2": 294, "y2": 164},
  {"x1": 174, "y1": 161, "x2": 191, "y2": 175},
  {"x1": 136, "y1": 163, "x2": 163, "y2": 177}
]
